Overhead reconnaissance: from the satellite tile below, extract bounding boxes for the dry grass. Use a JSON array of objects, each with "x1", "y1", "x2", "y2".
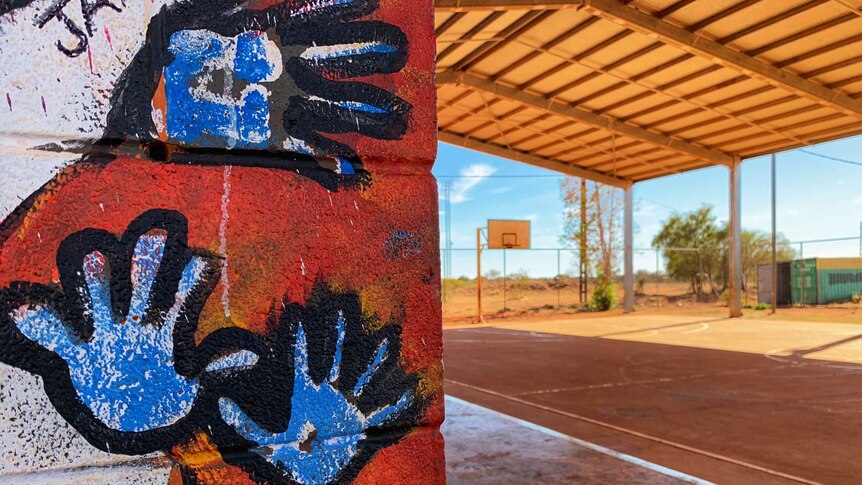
[{"x1": 442, "y1": 277, "x2": 862, "y2": 326}]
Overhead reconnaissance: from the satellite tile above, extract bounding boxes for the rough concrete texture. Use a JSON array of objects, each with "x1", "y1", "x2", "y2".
[
  {"x1": 443, "y1": 396, "x2": 701, "y2": 485},
  {"x1": 0, "y1": 1, "x2": 442, "y2": 483}
]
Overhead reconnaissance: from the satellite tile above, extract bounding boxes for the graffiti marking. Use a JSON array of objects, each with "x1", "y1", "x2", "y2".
[{"x1": 35, "y1": 0, "x2": 122, "y2": 57}]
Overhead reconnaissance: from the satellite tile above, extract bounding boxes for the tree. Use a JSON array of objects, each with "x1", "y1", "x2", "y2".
[
  {"x1": 651, "y1": 205, "x2": 724, "y2": 296},
  {"x1": 560, "y1": 178, "x2": 622, "y2": 284},
  {"x1": 483, "y1": 269, "x2": 501, "y2": 280},
  {"x1": 653, "y1": 205, "x2": 796, "y2": 298},
  {"x1": 741, "y1": 229, "x2": 795, "y2": 297}
]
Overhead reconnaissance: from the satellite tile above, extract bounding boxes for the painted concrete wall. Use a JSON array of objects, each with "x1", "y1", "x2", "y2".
[{"x1": 0, "y1": 1, "x2": 442, "y2": 483}]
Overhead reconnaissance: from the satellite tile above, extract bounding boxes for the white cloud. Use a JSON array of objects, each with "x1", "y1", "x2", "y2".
[
  {"x1": 522, "y1": 213, "x2": 538, "y2": 221},
  {"x1": 853, "y1": 196, "x2": 862, "y2": 205},
  {"x1": 635, "y1": 200, "x2": 666, "y2": 218},
  {"x1": 451, "y1": 163, "x2": 496, "y2": 203}
]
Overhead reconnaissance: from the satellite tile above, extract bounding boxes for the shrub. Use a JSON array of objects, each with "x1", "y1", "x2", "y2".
[
  {"x1": 589, "y1": 276, "x2": 617, "y2": 311},
  {"x1": 754, "y1": 302, "x2": 769, "y2": 310}
]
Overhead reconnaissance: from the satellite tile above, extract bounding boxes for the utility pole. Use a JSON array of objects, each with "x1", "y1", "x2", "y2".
[
  {"x1": 579, "y1": 179, "x2": 588, "y2": 303},
  {"x1": 442, "y1": 181, "x2": 453, "y2": 304}
]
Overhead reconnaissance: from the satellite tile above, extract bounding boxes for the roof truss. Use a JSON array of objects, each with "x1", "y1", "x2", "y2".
[
  {"x1": 438, "y1": 71, "x2": 734, "y2": 167},
  {"x1": 438, "y1": 130, "x2": 629, "y2": 187},
  {"x1": 578, "y1": 0, "x2": 862, "y2": 121},
  {"x1": 435, "y1": 0, "x2": 862, "y2": 120},
  {"x1": 435, "y1": 0, "x2": 579, "y2": 12},
  {"x1": 434, "y1": 0, "x2": 862, "y2": 184}
]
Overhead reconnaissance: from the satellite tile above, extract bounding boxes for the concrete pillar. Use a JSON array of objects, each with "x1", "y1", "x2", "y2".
[
  {"x1": 0, "y1": 2, "x2": 442, "y2": 483},
  {"x1": 729, "y1": 156, "x2": 743, "y2": 318},
  {"x1": 623, "y1": 181, "x2": 635, "y2": 313}
]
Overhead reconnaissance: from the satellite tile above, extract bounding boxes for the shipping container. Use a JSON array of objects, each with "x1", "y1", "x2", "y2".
[
  {"x1": 756, "y1": 262, "x2": 791, "y2": 306},
  {"x1": 788, "y1": 258, "x2": 862, "y2": 305}
]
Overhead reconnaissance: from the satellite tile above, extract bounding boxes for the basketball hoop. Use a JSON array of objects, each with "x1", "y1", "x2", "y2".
[{"x1": 488, "y1": 220, "x2": 531, "y2": 250}]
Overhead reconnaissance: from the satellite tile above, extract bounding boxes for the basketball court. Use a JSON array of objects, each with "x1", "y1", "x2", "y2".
[{"x1": 444, "y1": 314, "x2": 862, "y2": 484}]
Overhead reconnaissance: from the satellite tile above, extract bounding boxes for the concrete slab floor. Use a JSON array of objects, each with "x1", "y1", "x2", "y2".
[{"x1": 442, "y1": 396, "x2": 710, "y2": 484}]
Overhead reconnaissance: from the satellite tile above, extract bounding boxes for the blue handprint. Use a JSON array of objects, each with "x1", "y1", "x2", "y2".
[
  {"x1": 11, "y1": 232, "x2": 206, "y2": 432},
  {"x1": 0, "y1": 210, "x2": 261, "y2": 454},
  {"x1": 219, "y1": 310, "x2": 413, "y2": 485}
]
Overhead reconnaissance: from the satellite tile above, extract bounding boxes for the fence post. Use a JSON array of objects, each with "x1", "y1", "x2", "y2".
[
  {"x1": 557, "y1": 249, "x2": 562, "y2": 309},
  {"x1": 656, "y1": 249, "x2": 660, "y2": 307}
]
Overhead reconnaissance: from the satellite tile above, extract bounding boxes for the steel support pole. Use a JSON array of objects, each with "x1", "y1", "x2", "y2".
[
  {"x1": 771, "y1": 153, "x2": 777, "y2": 314},
  {"x1": 624, "y1": 182, "x2": 634, "y2": 313},
  {"x1": 476, "y1": 228, "x2": 484, "y2": 323},
  {"x1": 729, "y1": 157, "x2": 743, "y2": 317}
]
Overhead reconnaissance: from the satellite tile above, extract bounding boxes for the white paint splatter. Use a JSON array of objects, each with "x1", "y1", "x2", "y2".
[{"x1": 219, "y1": 165, "x2": 232, "y2": 319}]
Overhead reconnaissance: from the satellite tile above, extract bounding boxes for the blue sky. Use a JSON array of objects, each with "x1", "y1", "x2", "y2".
[{"x1": 434, "y1": 135, "x2": 862, "y2": 278}]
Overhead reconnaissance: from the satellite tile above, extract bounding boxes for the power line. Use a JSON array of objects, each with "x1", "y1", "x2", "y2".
[
  {"x1": 437, "y1": 149, "x2": 862, "y2": 178},
  {"x1": 435, "y1": 174, "x2": 565, "y2": 178},
  {"x1": 798, "y1": 149, "x2": 862, "y2": 167}
]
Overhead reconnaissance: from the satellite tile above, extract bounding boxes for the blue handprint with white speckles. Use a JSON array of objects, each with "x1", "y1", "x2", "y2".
[
  {"x1": 12, "y1": 231, "x2": 210, "y2": 432},
  {"x1": 220, "y1": 312, "x2": 412, "y2": 485}
]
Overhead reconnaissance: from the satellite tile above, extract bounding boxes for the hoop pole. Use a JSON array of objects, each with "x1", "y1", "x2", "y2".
[{"x1": 503, "y1": 248, "x2": 507, "y2": 312}]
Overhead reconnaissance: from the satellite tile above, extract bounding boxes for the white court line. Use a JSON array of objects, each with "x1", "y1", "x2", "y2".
[
  {"x1": 446, "y1": 395, "x2": 714, "y2": 485},
  {"x1": 680, "y1": 323, "x2": 710, "y2": 335},
  {"x1": 447, "y1": 381, "x2": 822, "y2": 484}
]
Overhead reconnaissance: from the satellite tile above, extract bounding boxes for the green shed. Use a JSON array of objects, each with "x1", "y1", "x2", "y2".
[{"x1": 790, "y1": 258, "x2": 862, "y2": 305}]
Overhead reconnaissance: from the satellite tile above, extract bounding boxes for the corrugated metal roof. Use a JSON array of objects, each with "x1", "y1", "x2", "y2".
[{"x1": 435, "y1": 0, "x2": 862, "y2": 186}]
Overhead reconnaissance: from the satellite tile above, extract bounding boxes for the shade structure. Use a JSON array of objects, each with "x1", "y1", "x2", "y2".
[{"x1": 435, "y1": 0, "x2": 862, "y2": 184}]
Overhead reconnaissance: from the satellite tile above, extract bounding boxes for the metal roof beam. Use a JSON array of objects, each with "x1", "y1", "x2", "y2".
[
  {"x1": 438, "y1": 71, "x2": 734, "y2": 167},
  {"x1": 578, "y1": 0, "x2": 862, "y2": 121},
  {"x1": 435, "y1": 0, "x2": 580, "y2": 12},
  {"x1": 438, "y1": 130, "x2": 629, "y2": 187}
]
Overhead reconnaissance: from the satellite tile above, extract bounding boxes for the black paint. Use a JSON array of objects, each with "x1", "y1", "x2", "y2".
[{"x1": 0, "y1": 211, "x2": 426, "y2": 483}]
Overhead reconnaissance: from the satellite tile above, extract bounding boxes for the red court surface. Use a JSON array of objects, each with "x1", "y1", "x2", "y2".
[{"x1": 443, "y1": 315, "x2": 862, "y2": 485}]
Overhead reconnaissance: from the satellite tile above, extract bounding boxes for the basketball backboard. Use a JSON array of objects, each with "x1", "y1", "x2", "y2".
[{"x1": 487, "y1": 220, "x2": 531, "y2": 249}]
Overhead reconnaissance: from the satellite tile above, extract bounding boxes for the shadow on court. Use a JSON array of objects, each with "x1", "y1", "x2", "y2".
[{"x1": 444, "y1": 322, "x2": 862, "y2": 484}]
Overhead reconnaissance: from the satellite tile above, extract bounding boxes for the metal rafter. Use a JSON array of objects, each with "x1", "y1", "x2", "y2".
[
  {"x1": 496, "y1": 1, "x2": 774, "y2": 150},
  {"x1": 510, "y1": 38, "x2": 813, "y2": 147},
  {"x1": 577, "y1": 0, "x2": 862, "y2": 121},
  {"x1": 550, "y1": 3, "x2": 853, "y2": 129},
  {"x1": 450, "y1": 11, "x2": 552, "y2": 72},
  {"x1": 831, "y1": 0, "x2": 862, "y2": 18},
  {"x1": 435, "y1": 0, "x2": 580, "y2": 12},
  {"x1": 437, "y1": 12, "x2": 506, "y2": 64},
  {"x1": 438, "y1": 71, "x2": 734, "y2": 166},
  {"x1": 439, "y1": 102, "x2": 685, "y2": 175},
  {"x1": 438, "y1": 131, "x2": 629, "y2": 187}
]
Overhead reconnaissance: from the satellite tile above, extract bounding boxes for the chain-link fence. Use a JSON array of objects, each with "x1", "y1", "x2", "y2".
[
  {"x1": 441, "y1": 235, "x2": 862, "y2": 321},
  {"x1": 441, "y1": 247, "x2": 695, "y2": 321}
]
